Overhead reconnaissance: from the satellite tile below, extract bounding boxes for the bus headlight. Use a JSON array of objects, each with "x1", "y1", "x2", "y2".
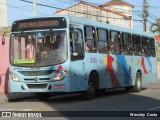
[
  {"x1": 9, "y1": 71, "x2": 20, "y2": 82},
  {"x1": 53, "y1": 69, "x2": 69, "y2": 81}
]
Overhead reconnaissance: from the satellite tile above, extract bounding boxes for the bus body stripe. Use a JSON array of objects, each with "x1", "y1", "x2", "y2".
[
  {"x1": 116, "y1": 55, "x2": 129, "y2": 84},
  {"x1": 141, "y1": 57, "x2": 148, "y2": 74},
  {"x1": 107, "y1": 55, "x2": 121, "y2": 87},
  {"x1": 146, "y1": 57, "x2": 152, "y2": 69}
]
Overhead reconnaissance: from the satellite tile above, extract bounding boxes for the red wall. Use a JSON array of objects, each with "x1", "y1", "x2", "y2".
[{"x1": 0, "y1": 36, "x2": 9, "y2": 93}]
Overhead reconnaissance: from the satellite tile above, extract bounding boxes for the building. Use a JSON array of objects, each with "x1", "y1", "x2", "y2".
[
  {"x1": 53, "y1": 0, "x2": 134, "y2": 28},
  {"x1": 0, "y1": 0, "x2": 8, "y2": 28},
  {"x1": 155, "y1": 34, "x2": 160, "y2": 79},
  {"x1": 155, "y1": 34, "x2": 160, "y2": 61},
  {"x1": 99, "y1": 0, "x2": 134, "y2": 17}
]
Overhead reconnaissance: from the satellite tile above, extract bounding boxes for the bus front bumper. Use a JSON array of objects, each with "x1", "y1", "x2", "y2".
[{"x1": 9, "y1": 79, "x2": 71, "y2": 93}]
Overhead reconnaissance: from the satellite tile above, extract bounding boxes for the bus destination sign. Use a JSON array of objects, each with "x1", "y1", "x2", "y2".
[
  {"x1": 12, "y1": 17, "x2": 67, "y2": 32},
  {"x1": 19, "y1": 20, "x2": 59, "y2": 29}
]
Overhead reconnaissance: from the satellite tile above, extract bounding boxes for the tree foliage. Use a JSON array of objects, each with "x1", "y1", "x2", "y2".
[
  {"x1": 0, "y1": 27, "x2": 11, "y2": 36},
  {"x1": 150, "y1": 22, "x2": 160, "y2": 35}
]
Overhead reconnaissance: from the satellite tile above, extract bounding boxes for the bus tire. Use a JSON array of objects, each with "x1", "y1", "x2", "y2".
[
  {"x1": 81, "y1": 79, "x2": 95, "y2": 100},
  {"x1": 131, "y1": 73, "x2": 142, "y2": 92},
  {"x1": 125, "y1": 87, "x2": 132, "y2": 92},
  {"x1": 96, "y1": 89, "x2": 106, "y2": 95},
  {"x1": 36, "y1": 93, "x2": 50, "y2": 101}
]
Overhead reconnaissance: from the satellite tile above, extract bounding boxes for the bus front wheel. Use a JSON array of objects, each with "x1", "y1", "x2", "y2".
[
  {"x1": 36, "y1": 93, "x2": 50, "y2": 101},
  {"x1": 131, "y1": 73, "x2": 142, "y2": 92},
  {"x1": 81, "y1": 80, "x2": 96, "y2": 100}
]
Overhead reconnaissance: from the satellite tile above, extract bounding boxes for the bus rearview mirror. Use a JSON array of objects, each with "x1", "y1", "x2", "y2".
[{"x1": 2, "y1": 34, "x2": 5, "y2": 45}]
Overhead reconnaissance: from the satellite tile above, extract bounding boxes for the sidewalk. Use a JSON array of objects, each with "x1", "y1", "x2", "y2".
[{"x1": 0, "y1": 93, "x2": 35, "y2": 102}]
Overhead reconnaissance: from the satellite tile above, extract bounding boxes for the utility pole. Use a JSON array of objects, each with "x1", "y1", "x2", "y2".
[
  {"x1": 33, "y1": 0, "x2": 36, "y2": 16},
  {"x1": 143, "y1": 0, "x2": 148, "y2": 32}
]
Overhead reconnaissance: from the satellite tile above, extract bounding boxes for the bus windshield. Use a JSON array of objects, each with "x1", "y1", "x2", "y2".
[{"x1": 10, "y1": 30, "x2": 67, "y2": 67}]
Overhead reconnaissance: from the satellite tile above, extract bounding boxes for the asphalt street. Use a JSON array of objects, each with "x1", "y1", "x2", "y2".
[{"x1": 0, "y1": 80, "x2": 160, "y2": 120}]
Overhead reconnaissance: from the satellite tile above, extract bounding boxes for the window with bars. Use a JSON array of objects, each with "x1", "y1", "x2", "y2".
[
  {"x1": 132, "y1": 34, "x2": 141, "y2": 55},
  {"x1": 110, "y1": 30, "x2": 121, "y2": 54},
  {"x1": 84, "y1": 26, "x2": 96, "y2": 52},
  {"x1": 97, "y1": 28, "x2": 109, "y2": 53},
  {"x1": 122, "y1": 33, "x2": 132, "y2": 55}
]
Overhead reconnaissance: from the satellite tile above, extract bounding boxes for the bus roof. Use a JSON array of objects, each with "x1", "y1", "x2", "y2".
[
  {"x1": 13, "y1": 15, "x2": 154, "y2": 37},
  {"x1": 67, "y1": 15, "x2": 154, "y2": 37}
]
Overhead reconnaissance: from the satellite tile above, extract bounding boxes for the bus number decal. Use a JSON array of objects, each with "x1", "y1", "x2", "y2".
[
  {"x1": 99, "y1": 56, "x2": 107, "y2": 65},
  {"x1": 90, "y1": 58, "x2": 97, "y2": 63}
]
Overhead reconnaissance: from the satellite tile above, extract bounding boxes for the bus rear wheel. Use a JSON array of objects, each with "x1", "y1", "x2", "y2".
[
  {"x1": 81, "y1": 80, "x2": 95, "y2": 100},
  {"x1": 36, "y1": 93, "x2": 50, "y2": 101},
  {"x1": 131, "y1": 73, "x2": 142, "y2": 92}
]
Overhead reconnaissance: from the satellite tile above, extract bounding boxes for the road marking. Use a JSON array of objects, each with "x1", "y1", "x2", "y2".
[
  {"x1": 0, "y1": 108, "x2": 15, "y2": 111},
  {"x1": 31, "y1": 107, "x2": 48, "y2": 111},
  {"x1": 148, "y1": 106, "x2": 160, "y2": 111},
  {"x1": 0, "y1": 107, "x2": 48, "y2": 111},
  {"x1": 22, "y1": 109, "x2": 34, "y2": 111}
]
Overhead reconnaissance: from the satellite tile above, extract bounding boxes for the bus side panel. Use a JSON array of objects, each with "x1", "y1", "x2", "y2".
[
  {"x1": 141, "y1": 56, "x2": 158, "y2": 84},
  {"x1": 151, "y1": 57, "x2": 158, "y2": 82},
  {"x1": 70, "y1": 60, "x2": 87, "y2": 92},
  {"x1": 85, "y1": 53, "x2": 136, "y2": 89},
  {"x1": 92, "y1": 54, "x2": 110, "y2": 89},
  {"x1": 107, "y1": 54, "x2": 128, "y2": 88}
]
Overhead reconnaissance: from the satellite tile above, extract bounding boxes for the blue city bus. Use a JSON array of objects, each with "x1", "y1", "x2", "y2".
[{"x1": 7, "y1": 15, "x2": 157, "y2": 100}]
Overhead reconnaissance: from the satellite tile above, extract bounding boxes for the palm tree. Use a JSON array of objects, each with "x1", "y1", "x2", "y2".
[
  {"x1": 150, "y1": 21, "x2": 160, "y2": 61},
  {"x1": 150, "y1": 21, "x2": 160, "y2": 35}
]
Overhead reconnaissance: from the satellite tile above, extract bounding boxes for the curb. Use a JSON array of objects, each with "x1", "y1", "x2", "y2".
[
  {"x1": 0, "y1": 93, "x2": 8, "y2": 103},
  {"x1": 0, "y1": 93, "x2": 35, "y2": 102}
]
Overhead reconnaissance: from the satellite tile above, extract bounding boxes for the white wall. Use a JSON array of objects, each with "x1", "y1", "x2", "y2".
[
  {"x1": 55, "y1": 3, "x2": 131, "y2": 28},
  {"x1": 0, "y1": 0, "x2": 8, "y2": 27}
]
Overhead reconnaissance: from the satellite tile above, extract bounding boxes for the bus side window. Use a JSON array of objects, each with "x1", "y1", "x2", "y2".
[
  {"x1": 70, "y1": 28, "x2": 84, "y2": 60},
  {"x1": 110, "y1": 30, "x2": 120, "y2": 54},
  {"x1": 84, "y1": 26, "x2": 96, "y2": 52},
  {"x1": 122, "y1": 33, "x2": 132, "y2": 55},
  {"x1": 97, "y1": 28, "x2": 109, "y2": 53},
  {"x1": 74, "y1": 29, "x2": 84, "y2": 58},
  {"x1": 142, "y1": 36, "x2": 150, "y2": 56},
  {"x1": 132, "y1": 34, "x2": 141, "y2": 55},
  {"x1": 150, "y1": 38, "x2": 156, "y2": 57}
]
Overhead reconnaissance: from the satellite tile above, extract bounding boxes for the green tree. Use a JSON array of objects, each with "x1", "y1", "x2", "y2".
[
  {"x1": 151, "y1": 20, "x2": 160, "y2": 61},
  {"x1": 150, "y1": 21, "x2": 160, "y2": 35}
]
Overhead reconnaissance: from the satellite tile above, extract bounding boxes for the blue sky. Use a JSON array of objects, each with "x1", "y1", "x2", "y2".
[{"x1": 6, "y1": 0, "x2": 160, "y2": 31}]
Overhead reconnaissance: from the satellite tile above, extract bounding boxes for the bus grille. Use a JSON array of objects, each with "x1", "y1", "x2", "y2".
[
  {"x1": 19, "y1": 70, "x2": 55, "y2": 76},
  {"x1": 27, "y1": 84, "x2": 47, "y2": 89},
  {"x1": 24, "y1": 78, "x2": 50, "y2": 81}
]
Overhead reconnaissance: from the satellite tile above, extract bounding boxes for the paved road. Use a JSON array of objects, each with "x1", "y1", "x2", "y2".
[{"x1": 0, "y1": 80, "x2": 160, "y2": 120}]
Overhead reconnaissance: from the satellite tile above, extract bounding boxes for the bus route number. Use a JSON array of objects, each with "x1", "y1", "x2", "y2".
[{"x1": 90, "y1": 58, "x2": 97, "y2": 63}]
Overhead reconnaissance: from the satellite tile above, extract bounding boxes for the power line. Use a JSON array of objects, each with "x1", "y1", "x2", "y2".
[
  {"x1": 17, "y1": 0, "x2": 145, "y2": 30},
  {"x1": 149, "y1": 12, "x2": 159, "y2": 20},
  {"x1": 0, "y1": 1, "x2": 46, "y2": 16},
  {"x1": 1, "y1": 0, "x2": 147, "y2": 30},
  {"x1": 19, "y1": 0, "x2": 142, "y2": 22}
]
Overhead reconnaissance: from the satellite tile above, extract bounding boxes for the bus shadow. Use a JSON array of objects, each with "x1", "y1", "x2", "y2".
[
  {"x1": 7, "y1": 84, "x2": 160, "y2": 120},
  {"x1": 42, "y1": 87, "x2": 160, "y2": 120},
  {"x1": 41, "y1": 87, "x2": 149, "y2": 103}
]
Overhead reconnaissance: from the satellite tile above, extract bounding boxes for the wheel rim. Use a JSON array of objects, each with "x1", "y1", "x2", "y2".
[{"x1": 136, "y1": 76, "x2": 141, "y2": 90}]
